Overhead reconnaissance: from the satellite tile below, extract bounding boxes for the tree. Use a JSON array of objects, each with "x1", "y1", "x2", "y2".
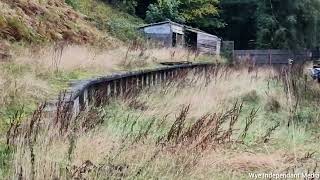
[
  {"x1": 145, "y1": 0, "x2": 184, "y2": 23},
  {"x1": 180, "y1": 0, "x2": 224, "y2": 32},
  {"x1": 135, "y1": 0, "x2": 157, "y2": 18},
  {"x1": 180, "y1": 0, "x2": 219, "y2": 22},
  {"x1": 105, "y1": 0, "x2": 138, "y2": 14},
  {"x1": 218, "y1": 0, "x2": 258, "y2": 49},
  {"x1": 145, "y1": 0, "x2": 223, "y2": 31},
  {"x1": 256, "y1": 0, "x2": 320, "y2": 49}
]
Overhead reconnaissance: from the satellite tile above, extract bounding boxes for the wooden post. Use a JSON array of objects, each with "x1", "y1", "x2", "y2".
[
  {"x1": 109, "y1": 81, "x2": 115, "y2": 97},
  {"x1": 94, "y1": 83, "x2": 109, "y2": 106},
  {"x1": 79, "y1": 88, "x2": 89, "y2": 111},
  {"x1": 269, "y1": 49, "x2": 272, "y2": 65},
  {"x1": 105, "y1": 83, "x2": 110, "y2": 96},
  {"x1": 156, "y1": 72, "x2": 160, "y2": 84},
  {"x1": 131, "y1": 76, "x2": 137, "y2": 94},
  {"x1": 72, "y1": 97, "x2": 80, "y2": 119},
  {"x1": 165, "y1": 71, "x2": 169, "y2": 82},
  {"x1": 126, "y1": 77, "x2": 133, "y2": 95},
  {"x1": 121, "y1": 78, "x2": 127, "y2": 96},
  {"x1": 172, "y1": 69, "x2": 176, "y2": 79},
  {"x1": 175, "y1": 69, "x2": 178, "y2": 78},
  {"x1": 161, "y1": 71, "x2": 165, "y2": 84},
  {"x1": 88, "y1": 85, "x2": 95, "y2": 105},
  {"x1": 135, "y1": 75, "x2": 139, "y2": 88},
  {"x1": 115, "y1": 80, "x2": 121, "y2": 97},
  {"x1": 143, "y1": 75, "x2": 147, "y2": 87},
  {"x1": 139, "y1": 75, "x2": 143, "y2": 89},
  {"x1": 147, "y1": 73, "x2": 151, "y2": 86},
  {"x1": 152, "y1": 73, "x2": 156, "y2": 86}
]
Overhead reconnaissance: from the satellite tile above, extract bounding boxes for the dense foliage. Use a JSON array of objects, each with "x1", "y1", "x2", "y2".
[
  {"x1": 145, "y1": 0, "x2": 183, "y2": 23},
  {"x1": 256, "y1": 0, "x2": 320, "y2": 49},
  {"x1": 145, "y1": 0, "x2": 224, "y2": 34},
  {"x1": 218, "y1": 0, "x2": 258, "y2": 49},
  {"x1": 219, "y1": 0, "x2": 320, "y2": 49},
  {"x1": 65, "y1": 0, "x2": 320, "y2": 50}
]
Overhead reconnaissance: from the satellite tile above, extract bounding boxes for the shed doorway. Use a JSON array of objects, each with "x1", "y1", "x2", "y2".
[
  {"x1": 172, "y1": 32, "x2": 184, "y2": 47},
  {"x1": 185, "y1": 30, "x2": 197, "y2": 51}
]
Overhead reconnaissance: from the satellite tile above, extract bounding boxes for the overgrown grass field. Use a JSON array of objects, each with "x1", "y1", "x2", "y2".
[{"x1": 3, "y1": 65, "x2": 320, "y2": 179}]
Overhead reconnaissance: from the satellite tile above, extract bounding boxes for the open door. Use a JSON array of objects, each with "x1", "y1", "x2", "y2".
[
  {"x1": 172, "y1": 33, "x2": 177, "y2": 47},
  {"x1": 185, "y1": 30, "x2": 197, "y2": 51}
]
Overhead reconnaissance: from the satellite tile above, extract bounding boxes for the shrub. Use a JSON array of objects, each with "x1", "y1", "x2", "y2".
[
  {"x1": 106, "y1": 19, "x2": 141, "y2": 41},
  {"x1": 65, "y1": 0, "x2": 79, "y2": 10},
  {"x1": 145, "y1": 0, "x2": 184, "y2": 23},
  {"x1": 241, "y1": 90, "x2": 259, "y2": 103},
  {"x1": 264, "y1": 96, "x2": 281, "y2": 113},
  {"x1": 6, "y1": 17, "x2": 32, "y2": 41},
  {"x1": 293, "y1": 107, "x2": 317, "y2": 125},
  {"x1": 0, "y1": 144, "x2": 12, "y2": 177}
]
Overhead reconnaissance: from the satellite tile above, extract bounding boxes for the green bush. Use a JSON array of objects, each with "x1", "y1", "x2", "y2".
[
  {"x1": 145, "y1": 0, "x2": 184, "y2": 23},
  {"x1": 106, "y1": 19, "x2": 141, "y2": 41},
  {"x1": 5, "y1": 17, "x2": 44, "y2": 43},
  {"x1": 65, "y1": 0, "x2": 79, "y2": 10},
  {"x1": 241, "y1": 90, "x2": 259, "y2": 103},
  {"x1": 293, "y1": 107, "x2": 318, "y2": 125},
  {"x1": 116, "y1": 0, "x2": 137, "y2": 14},
  {"x1": 0, "y1": 144, "x2": 12, "y2": 177},
  {"x1": 265, "y1": 96, "x2": 281, "y2": 113}
]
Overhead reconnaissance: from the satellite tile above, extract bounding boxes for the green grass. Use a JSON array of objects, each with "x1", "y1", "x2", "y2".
[
  {"x1": 100, "y1": 83, "x2": 290, "y2": 147},
  {"x1": 0, "y1": 63, "x2": 32, "y2": 77},
  {"x1": 0, "y1": 63, "x2": 37, "y2": 132},
  {"x1": 96, "y1": 93, "x2": 302, "y2": 178},
  {"x1": 101, "y1": 101, "x2": 169, "y2": 140},
  {"x1": 73, "y1": 0, "x2": 144, "y2": 42},
  {"x1": 6, "y1": 17, "x2": 43, "y2": 43},
  {"x1": 100, "y1": 70, "x2": 320, "y2": 158},
  {"x1": 38, "y1": 69, "x2": 101, "y2": 91},
  {"x1": 0, "y1": 144, "x2": 12, "y2": 178},
  {"x1": 0, "y1": 62, "x2": 103, "y2": 134}
]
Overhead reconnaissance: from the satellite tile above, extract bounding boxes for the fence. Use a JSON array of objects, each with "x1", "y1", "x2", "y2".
[
  {"x1": 46, "y1": 63, "x2": 215, "y2": 117},
  {"x1": 234, "y1": 50, "x2": 311, "y2": 64}
]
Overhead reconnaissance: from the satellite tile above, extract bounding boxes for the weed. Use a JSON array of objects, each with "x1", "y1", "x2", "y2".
[
  {"x1": 240, "y1": 107, "x2": 259, "y2": 142},
  {"x1": 242, "y1": 90, "x2": 259, "y2": 103},
  {"x1": 265, "y1": 96, "x2": 281, "y2": 113},
  {"x1": 65, "y1": 0, "x2": 79, "y2": 10},
  {"x1": 0, "y1": 144, "x2": 12, "y2": 177},
  {"x1": 261, "y1": 122, "x2": 280, "y2": 143}
]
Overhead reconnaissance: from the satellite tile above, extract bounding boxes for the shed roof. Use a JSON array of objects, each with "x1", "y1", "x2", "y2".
[
  {"x1": 139, "y1": 20, "x2": 184, "y2": 29},
  {"x1": 185, "y1": 27, "x2": 219, "y2": 39}
]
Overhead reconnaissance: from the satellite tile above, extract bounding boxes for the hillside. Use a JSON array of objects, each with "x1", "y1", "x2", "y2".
[
  {"x1": 0, "y1": 0, "x2": 99, "y2": 44},
  {"x1": 0, "y1": 0, "x2": 144, "y2": 58}
]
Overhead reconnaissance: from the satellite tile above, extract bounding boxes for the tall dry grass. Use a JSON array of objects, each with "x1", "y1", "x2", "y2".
[
  {"x1": 5, "y1": 65, "x2": 320, "y2": 179},
  {"x1": 12, "y1": 44, "x2": 221, "y2": 73},
  {"x1": 0, "y1": 43, "x2": 221, "y2": 132}
]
